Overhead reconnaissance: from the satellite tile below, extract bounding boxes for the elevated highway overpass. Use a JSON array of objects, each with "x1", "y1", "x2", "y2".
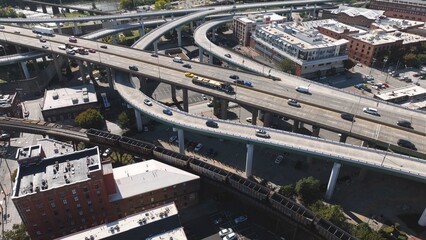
[{"x1": 0, "y1": 25, "x2": 425, "y2": 158}]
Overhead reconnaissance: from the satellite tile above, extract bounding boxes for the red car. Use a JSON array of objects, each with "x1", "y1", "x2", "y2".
[
  {"x1": 88, "y1": 49, "x2": 96, "y2": 53},
  {"x1": 69, "y1": 37, "x2": 77, "y2": 43}
]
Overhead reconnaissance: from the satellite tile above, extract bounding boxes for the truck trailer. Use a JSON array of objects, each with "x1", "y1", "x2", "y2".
[{"x1": 32, "y1": 26, "x2": 54, "y2": 36}]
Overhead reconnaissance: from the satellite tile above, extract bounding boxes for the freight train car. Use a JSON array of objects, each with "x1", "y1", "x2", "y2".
[
  {"x1": 189, "y1": 158, "x2": 230, "y2": 182},
  {"x1": 86, "y1": 129, "x2": 121, "y2": 146},
  {"x1": 119, "y1": 136, "x2": 155, "y2": 156},
  {"x1": 153, "y1": 147, "x2": 191, "y2": 167},
  {"x1": 228, "y1": 174, "x2": 270, "y2": 202},
  {"x1": 269, "y1": 192, "x2": 315, "y2": 226}
]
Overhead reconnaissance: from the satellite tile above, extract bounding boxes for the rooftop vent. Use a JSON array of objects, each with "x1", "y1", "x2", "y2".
[
  {"x1": 52, "y1": 92, "x2": 59, "y2": 100},
  {"x1": 72, "y1": 98, "x2": 78, "y2": 104}
]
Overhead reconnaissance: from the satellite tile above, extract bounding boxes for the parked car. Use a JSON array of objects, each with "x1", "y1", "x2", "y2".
[
  {"x1": 397, "y1": 120, "x2": 412, "y2": 128},
  {"x1": 39, "y1": 38, "x2": 46, "y2": 42},
  {"x1": 275, "y1": 155, "x2": 284, "y2": 164},
  {"x1": 287, "y1": 99, "x2": 301, "y2": 107},
  {"x1": 69, "y1": 36, "x2": 77, "y2": 43},
  {"x1": 102, "y1": 148, "x2": 112, "y2": 157},
  {"x1": 42, "y1": 44, "x2": 49, "y2": 49},
  {"x1": 128, "y1": 65, "x2": 139, "y2": 71},
  {"x1": 143, "y1": 99, "x2": 153, "y2": 106},
  {"x1": 340, "y1": 112, "x2": 354, "y2": 121},
  {"x1": 397, "y1": 139, "x2": 416, "y2": 150},
  {"x1": 363, "y1": 107, "x2": 379, "y2": 116},
  {"x1": 234, "y1": 215, "x2": 248, "y2": 224},
  {"x1": 194, "y1": 143, "x2": 203, "y2": 152},
  {"x1": 163, "y1": 109, "x2": 173, "y2": 116},
  {"x1": 245, "y1": 117, "x2": 252, "y2": 123},
  {"x1": 219, "y1": 228, "x2": 233, "y2": 238},
  {"x1": 168, "y1": 136, "x2": 178, "y2": 143},
  {"x1": 0, "y1": 133, "x2": 10, "y2": 140},
  {"x1": 88, "y1": 49, "x2": 96, "y2": 53},
  {"x1": 222, "y1": 233, "x2": 237, "y2": 240}
]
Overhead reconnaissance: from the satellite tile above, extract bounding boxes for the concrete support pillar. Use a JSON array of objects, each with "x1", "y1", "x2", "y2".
[
  {"x1": 112, "y1": 34, "x2": 118, "y2": 44},
  {"x1": 173, "y1": 128, "x2": 185, "y2": 155},
  {"x1": 190, "y1": 21, "x2": 194, "y2": 31},
  {"x1": 139, "y1": 18, "x2": 145, "y2": 36},
  {"x1": 106, "y1": 68, "x2": 114, "y2": 89},
  {"x1": 52, "y1": 54, "x2": 63, "y2": 82},
  {"x1": 176, "y1": 27, "x2": 182, "y2": 47},
  {"x1": 42, "y1": 5, "x2": 47, "y2": 13},
  {"x1": 418, "y1": 208, "x2": 426, "y2": 226},
  {"x1": 263, "y1": 112, "x2": 272, "y2": 127},
  {"x1": 292, "y1": 120, "x2": 300, "y2": 132},
  {"x1": 86, "y1": 62, "x2": 93, "y2": 79},
  {"x1": 251, "y1": 109, "x2": 258, "y2": 125},
  {"x1": 73, "y1": 22, "x2": 81, "y2": 35},
  {"x1": 135, "y1": 109, "x2": 143, "y2": 132},
  {"x1": 153, "y1": 40, "x2": 159, "y2": 54},
  {"x1": 139, "y1": 77, "x2": 147, "y2": 94},
  {"x1": 15, "y1": 46, "x2": 21, "y2": 53},
  {"x1": 245, "y1": 143, "x2": 254, "y2": 177},
  {"x1": 171, "y1": 85, "x2": 177, "y2": 101},
  {"x1": 198, "y1": 48, "x2": 204, "y2": 62},
  {"x1": 339, "y1": 134, "x2": 348, "y2": 143},
  {"x1": 313, "y1": 4, "x2": 317, "y2": 18},
  {"x1": 33, "y1": 59, "x2": 40, "y2": 74},
  {"x1": 42, "y1": 56, "x2": 47, "y2": 63},
  {"x1": 220, "y1": 99, "x2": 228, "y2": 119},
  {"x1": 182, "y1": 89, "x2": 189, "y2": 112},
  {"x1": 77, "y1": 60, "x2": 86, "y2": 83},
  {"x1": 212, "y1": 28, "x2": 217, "y2": 42},
  {"x1": 56, "y1": 22, "x2": 62, "y2": 34},
  {"x1": 312, "y1": 125, "x2": 320, "y2": 137},
  {"x1": 258, "y1": 110, "x2": 265, "y2": 121},
  {"x1": 52, "y1": 6, "x2": 60, "y2": 15},
  {"x1": 299, "y1": 122, "x2": 304, "y2": 129},
  {"x1": 213, "y1": 97, "x2": 220, "y2": 116},
  {"x1": 209, "y1": 53, "x2": 213, "y2": 64},
  {"x1": 325, "y1": 162, "x2": 342, "y2": 200},
  {"x1": 20, "y1": 62, "x2": 30, "y2": 79}
]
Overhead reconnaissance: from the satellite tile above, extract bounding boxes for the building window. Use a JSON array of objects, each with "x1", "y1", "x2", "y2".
[
  {"x1": 74, "y1": 196, "x2": 79, "y2": 202},
  {"x1": 50, "y1": 202, "x2": 56, "y2": 208},
  {"x1": 96, "y1": 190, "x2": 101, "y2": 196},
  {"x1": 83, "y1": 187, "x2": 88, "y2": 193},
  {"x1": 71, "y1": 189, "x2": 77, "y2": 195},
  {"x1": 151, "y1": 197, "x2": 154, "y2": 202},
  {"x1": 63, "y1": 200, "x2": 68, "y2": 205}
]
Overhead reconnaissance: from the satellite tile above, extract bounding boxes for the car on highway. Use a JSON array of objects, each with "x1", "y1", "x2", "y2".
[
  {"x1": 244, "y1": 81, "x2": 252, "y2": 87},
  {"x1": 163, "y1": 108, "x2": 173, "y2": 116},
  {"x1": 219, "y1": 228, "x2": 234, "y2": 237},
  {"x1": 0, "y1": 25, "x2": 4, "y2": 29},
  {"x1": 88, "y1": 48, "x2": 96, "y2": 53},
  {"x1": 14, "y1": 31, "x2": 20, "y2": 34},
  {"x1": 69, "y1": 36, "x2": 77, "y2": 43},
  {"x1": 229, "y1": 74, "x2": 239, "y2": 80},
  {"x1": 234, "y1": 79, "x2": 244, "y2": 84},
  {"x1": 206, "y1": 120, "x2": 218, "y2": 128},
  {"x1": 397, "y1": 120, "x2": 412, "y2": 128},
  {"x1": 100, "y1": 45, "x2": 107, "y2": 49},
  {"x1": 194, "y1": 143, "x2": 203, "y2": 152},
  {"x1": 0, "y1": 133, "x2": 10, "y2": 141},
  {"x1": 143, "y1": 99, "x2": 153, "y2": 106},
  {"x1": 275, "y1": 155, "x2": 284, "y2": 164},
  {"x1": 183, "y1": 63, "x2": 191, "y2": 68},
  {"x1": 173, "y1": 57, "x2": 183, "y2": 63},
  {"x1": 269, "y1": 75, "x2": 281, "y2": 81},
  {"x1": 128, "y1": 65, "x2": 139, "y2": 71},
  {"x1": 66, "y1": 49, "x2": 75, "y2": 55},
  {"x1": 363, "y1": 107, "x2": 379, "y2": 116},
  {"x1": 255, "y1": 129, "x2": 270, "y2": 138},
  {"x1": 225, "y1": 53, "x2": 231, "y2": 58},
  {"x1": 287, "y1": 99, "x2": 301, "y2": 107},
  {"x1": 397, "y1": 139, "x2": 416, "y2": 150},
  {"x1": 246, "y1": 117, "x2": 252, "y2": 123},
  {"x1": 223, "y1": 233, "x2": 237, "y2": 240},
  {"x1": 102, "y1": 148, "x2": 112, "y2": 157},
  {"x1": 234, "y1": 215, "x2": 248, "y2": 224},
  {"x1": 39, "y1": 38, "x2": 46, "y2": 42},
  {"x1": 58, "y1": 45, "x2": 66, "y2": 50},
  {"x1": 151, "y1": 52, "x2": 158, "y2": 57},
  {"x1": 340, "y1": 112, "x2": 354, "y2": 121},
  {"x1": 42, "y1": 44, "x2": 49, "y2": 49},
  {"x1": 24, "y1": 111, "x2": 29, "y2": 117},
  {"x1": 185, "y1": 72, "x2": 194, "y2": 78},
  {"x1": 168, "y1": 136, "x2": 178, "y2": 143}
]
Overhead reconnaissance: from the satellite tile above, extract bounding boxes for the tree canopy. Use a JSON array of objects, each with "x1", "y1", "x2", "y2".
[
  {"x1": 278, "y1": 58, "x2": 296, "y2": 74},
  {"x1": 4, "y1": 224, "x2": 29, "y2": 240},
  {"x1": 75, "y1": 109, "x2": 104, "y2": 130},
  {"x1": 295, "y1": 176, "x2": 321, "y2": 204}
]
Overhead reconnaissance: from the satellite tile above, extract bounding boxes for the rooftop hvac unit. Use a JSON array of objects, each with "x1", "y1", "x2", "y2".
[
  {"x1": 72, "y1": 98, "x2": 79, "y2": 104},
  {"x1": 52, "y1": 92, "x2": 59, "y2": 100},
  {"x1": 83, "y1": 95, "x2": 89, "y2": 102}
]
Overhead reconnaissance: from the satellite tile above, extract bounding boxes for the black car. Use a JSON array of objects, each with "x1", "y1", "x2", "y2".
[
  {"x1": 341, "y1": 112, "x2": 354, "y2": 121},
  {"x1": 205, "y1": 120, "x2": 218, "y2": 128},
  {"x1": 129, "y1": 65, "x2": 139, "y2": 71},
  {"x1": 233, "y1": 79, "x2": 244, "y2": 84},
  {"x1": 397, "y1": 120, "x2": 412, "y2": 128},
  {"x1": 183, "y1": 63, "x2": 192, "y2": 69},
  {"x1": 229, "y1": 74, "x2": 239, "y2": 80},
  {"x1": 397, "y1": 139, "x2": 416, "y2": 150},
  {"x1": 100, "y1": 45, "x2": 108, "y2": 49}
]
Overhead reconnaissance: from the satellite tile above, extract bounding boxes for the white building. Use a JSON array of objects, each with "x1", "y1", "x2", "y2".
[{"x1": 251, "y1": 21, "x2": 349, "y2": 78}]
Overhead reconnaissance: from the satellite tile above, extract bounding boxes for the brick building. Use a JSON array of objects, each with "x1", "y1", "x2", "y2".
[
  {"x1": 370, "y1": 0, "x2": 426, "y2": 22},
  {"x1": 311, "y1": 19, "x2": 366, "y2": 40},
  {"x1": 12, "y1": 145, "x2": 200, "y2": 240},
  {"x1": 346, "y1": 29, "x2": 426, "y2": 66},
  {"x1": 233, "y1": 13, "x2": 286, "y2": 46},
  {"x1": 321, "y1": 6, "x2": 384, "y2": 27},
  {"x1": 0, "y1": 93, "x2": 21, "y2": 118}
]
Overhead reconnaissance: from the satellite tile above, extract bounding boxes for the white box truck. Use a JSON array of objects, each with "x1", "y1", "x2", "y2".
[{"x1": 32, "y1": 26, "x2": 54, "y2": 36}]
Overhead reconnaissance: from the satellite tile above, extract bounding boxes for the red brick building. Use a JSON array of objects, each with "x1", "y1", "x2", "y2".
[
  {"x1": 370, "y1": 0, "x2": 426, "y2": 22},
  {"x1": 321, "y1": 6, "x2": 384, "y2": 27}
]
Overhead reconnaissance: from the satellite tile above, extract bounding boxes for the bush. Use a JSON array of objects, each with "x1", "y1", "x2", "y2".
[
  {"x1": 75, "y1": 109, "x2": 104, "y2": 130},
  {"x1": 295, "y1": 176, "x2": 321, "y2": 204},
  {"x1": 11, "y1": 169, "x2": 17, "y2": 182},
  {"x1": 310, "y1": 201, "x2": 348, "y2": 229},
  {"x1": 278, "y1": 184, "x2": 295, "y2": 198},
  {"x1": 352, "y1": 223, "x2": 385, "y2": 240}
]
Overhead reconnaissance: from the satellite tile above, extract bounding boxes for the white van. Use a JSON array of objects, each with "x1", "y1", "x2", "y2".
[
  {"x1": 296, "y1": 86, "x2": 310, "y2": 94},
  {"x1": 173, "y1": 57, "x2": 183, "y2": 63}
]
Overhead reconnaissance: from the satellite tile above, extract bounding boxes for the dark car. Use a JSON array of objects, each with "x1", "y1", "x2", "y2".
[
  {"x1": 397, "y1": 139, "x2": 416, "y2": 150},
  {"x1": 100, "y1": 45, "x2": 108, "y2": 49},
  {"x1": 229, "y1": 74, "x2": 239, "y2": 80},
  {"x1": 39, "y1": 38, "x2": 46, "y2": 43},
  {"x1": 341, "y1": 113, "x2": 354, "y2": 121},
  {"x1": 233, "y1": 79, "x2": 244, "y2": 84},
  {"x1": 163, "y1": 109, "x2": 173, "y2": 116},
  {"x1": 397, "y1": 120, "x2": 412, "y2": 128},
  {"x1": 183, "y1": 63, "x2": 192, "y2": 69},
  {"x1": 129, "y1": 65, "x2": 139, "y2": 71},
  {"x1": 0, "y1": 133, "x2": 10, "y2": 141},
  {"x1": 205, "y1": 120, "x2": 218, "y2": 128}
]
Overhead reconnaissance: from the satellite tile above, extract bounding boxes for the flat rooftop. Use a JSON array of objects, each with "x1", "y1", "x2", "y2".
[
  {"x1": 306, "y1": 19, "x2": 367, "y2": 34},
  {"x1": 329, "y1": 6, "x2": 384, "y2": 20},
  {"x1": 13, "y1": 147, "x2": 101, "y2": 198},
  {"x1": 42, "y1": 83, "x2": 97, "y2": 111},
  {"x1": 372, "y1": 17, "x2": 425, "y2": 32},
  {"x1": 58, "y1": 203, "x2": 184, "y2": 240},
  {"x1": 236, "y1": 13, "x2": 286, "y2": 24},
  {"x1": 350, "y1": 29, "x2": 426, "y2": 45},
  {"x1": 16, "y1": 145, "x2": 42, "y2": 162},
  {"x1": 109, "y1": 160, "x2": 199, "y2": 202},
  {"x1": 0, "y1": 93, "x2": 15, "y2": 109},
  {"x1": 147, "y1": 227, "x2": 187, "y2": 240},
  {"x1": 374, "y1": 85, "x2": 426, "y2": 101},
  {"x1": 37, "y1": 138, "x2": 74, "y2": 158}
]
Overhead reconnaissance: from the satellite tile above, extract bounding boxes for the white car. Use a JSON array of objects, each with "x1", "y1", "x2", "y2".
[
  {"x1": 275, "y1": 155, "x2": 284, "y2": 164},
  {"x1": 363, "y1": 107, "x2": 379, "y2": 116},
  {"x1": 168, "y1": 136, "x2": 178, "y2": 143},
  {"x1": 234, "y1": 215, "x2": 248, "y2": 224},
  {"x1": 143, "y1": 99, "x2": 153, "y2": 106},
  {"x1": 219, "y1": 228, "x2": 233, "y2": 237},
  {"x1": 58, "y1": 45, "x2": 66, "y2": 50},
  {"x1": 287, "y1": 99, "x2": 301, "y2": 107},
  {"x1": 194, "y1": 143, "x2": 203, "y2": 152},
  {"x1": 223, "y1": 232, "x2": 237, "y2": 240},
  {"x1": 102, "y1": 148, "x2": 111, "y2": 157},
  {"x1": 245, "y1": 117, "x2": 252, "y2": 123}
]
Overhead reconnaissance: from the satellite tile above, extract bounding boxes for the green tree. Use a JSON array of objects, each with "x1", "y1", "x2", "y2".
[
  {"x1": 403, "y1": 53, "x2": 418, "y2": 67},
  {"x1": 311, "y1": 201, "x2": 346, "y2": 223},
  {"x1": 116, "y1": 111, "x2": 133, "y2": 129},
  {"x1": 4, "y1": 224, "x2": 29, "y2": 240},
  {"x1": 278, "y1": 59, "x2": 296, "y2": 74},
  {"x1": 352, "y1": 223, "x2": 385, "y2": 240},
  {"x1": 343, "y1": 59, "x2": 356, "y2": 70},
  {"x1": 75, "y1": 109, "x2": 104, "y2": 130},
  {"x1": 279, "y1": 184, "x2": 295, "y2": 198},
  {"x1": 295, "y1": 176, "x2": 321, "y2": 204},
  {"x1": 155, "y1": 0, "x2": 169, "y2": 10},
  {"x1": 120, "y1": 0, "x2": 133, "y2": 9}
]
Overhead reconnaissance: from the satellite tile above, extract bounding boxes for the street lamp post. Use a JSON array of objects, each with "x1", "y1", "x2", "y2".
[
  {"x1": 0, "y1": 201, "x2": 4, "y2": 238},
  {"x1": 369, "y1": 58, "x2": 376, "y2": 76}
]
